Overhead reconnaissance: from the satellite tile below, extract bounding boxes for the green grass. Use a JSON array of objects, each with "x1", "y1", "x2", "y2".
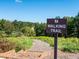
[
  {"x1": 0, "y1": 36, "x2": 79, "y2": 53},
  {"x1": 58, "y1": 37, "x2": 79, "y2": 53},
  {"x1": 0, "y1": 37, "x2": 33, "y2": 52},
  {"x1": 30, "y1": 36, "x2": 79, "y2": 53}
]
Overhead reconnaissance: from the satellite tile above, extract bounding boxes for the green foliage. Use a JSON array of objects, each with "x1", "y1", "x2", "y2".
[
  {"x1": 0, "y1": 31, "x2": 7, "y2": 37},
  {"x1": 0, "y1": 19, "x2": 36, "y2": 37},
  {"x1": 0, "y1": 19, "x2": 15, "y2": 35},
  {"x1": 58, "y1": 38, "x2": 79, "y2": 53},
  {"x1": 0, "y1": 37, "x2": 33, "y2": 52},
  {"x1": 74, "y1": 15, "x2": 79, "y2": 37},
  {"x1": 0, "y1": 36, "x2": 79, "y2": 53},
  {"x1": 10, "y1": 31, "x2": 23, "y2": 37},
  {"x1": 34, "y1": 23, "x2": 46, "y2": 36},
  {"x1": 1, "y1": 12, "x2": 79, "y2": 37},
  {"x1": 21, "y1": 26, "x2": 35, "y2": 36},
  {"x1": 9, "y1": 37, "x2": 33, "y2": 52}
]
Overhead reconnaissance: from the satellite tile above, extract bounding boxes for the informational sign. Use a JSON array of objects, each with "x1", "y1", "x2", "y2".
[
  {"x1": 46, "y1": 18, "x2": 67, "y2": 59},
  {"x1": 46, "y1": 18, "x2": 67, "y2": 34}
]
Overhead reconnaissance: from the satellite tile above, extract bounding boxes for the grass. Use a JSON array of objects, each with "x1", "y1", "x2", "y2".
[
  {"x1": 0, "y1": 37, "x2": 33, "y2": 52},
  {"x1": 0, "y1": 36, "x2": 79, "y2": 53},
  {"x1": 58, "y1": 37, "x2": 79, "y2": 53}
]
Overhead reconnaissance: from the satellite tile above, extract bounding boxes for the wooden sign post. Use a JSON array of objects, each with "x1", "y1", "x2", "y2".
[
  {"x1": 54, "y1": 33, "x2": 58, "y2": 59},
  {"x1": 46, "y1": 18, "x2": 67, "y2": 59}
]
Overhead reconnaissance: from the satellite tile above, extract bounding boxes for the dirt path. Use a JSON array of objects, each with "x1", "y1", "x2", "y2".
[
  {"x1": 29, "y1": 39, "x2": 53, "y2": 59},
  {"x1": 29, "y1": 39, "x2": 79, "y2": 59},
  {"x1": 29, "y1": 40, "x2": 53, "y2": 51},
  {"x1": 0, "y1": 39, "x2": 79, "y2": 59}
]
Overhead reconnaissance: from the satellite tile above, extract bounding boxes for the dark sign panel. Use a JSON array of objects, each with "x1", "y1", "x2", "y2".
[{"x1": 46, "y1": 18, "x2": 67, "y2": 34}]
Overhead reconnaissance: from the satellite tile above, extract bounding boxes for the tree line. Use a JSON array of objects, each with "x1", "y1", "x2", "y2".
[{"x1": 0, "y1": 13, "x2": 79, "y2": 37}]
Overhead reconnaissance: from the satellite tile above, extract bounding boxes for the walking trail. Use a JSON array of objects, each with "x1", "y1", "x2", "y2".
[{"x1": 0, "y1": 39, "x2": 79, "y2": 59}]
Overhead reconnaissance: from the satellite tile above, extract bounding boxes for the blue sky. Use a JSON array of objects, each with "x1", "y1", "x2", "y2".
[{"x1": 0, "y1": 0, "x2": 79, "y2": 23}]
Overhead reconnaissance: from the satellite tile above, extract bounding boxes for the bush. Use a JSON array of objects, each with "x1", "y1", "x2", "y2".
[
  {"x1": 10, "y1": 31, "x2": 23, "y2": 37},
  {"x1": 61, "y1": 43, "x2": 79, "y2": 53},
  {"x1": 0, "y1": 38, "x2": 15, "y2": 52},
  {"x1": 0, "y1": 37, "x2": 33, "y2": 52},
  {"x1": 0, "y1": 31, "x2": 7, "y2": 37},
  {"x1": 21, "y1": 26, "x2": 36, "y2": 36},
  {"x1": 59, "y1": 38, "x2": 79, "y2": 53}
]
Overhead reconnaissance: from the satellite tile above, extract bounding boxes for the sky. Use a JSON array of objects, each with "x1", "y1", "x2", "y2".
[{"x1": 0, "y1": 0, "x2": 79, "y2": 23}]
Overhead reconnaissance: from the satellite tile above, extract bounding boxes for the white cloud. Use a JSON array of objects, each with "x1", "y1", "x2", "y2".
[{"x1": 15, "y1": 0, "x2": 23, "y2": 3}]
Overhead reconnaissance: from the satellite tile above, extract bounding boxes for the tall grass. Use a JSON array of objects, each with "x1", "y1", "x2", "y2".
[
  {"x1": 58, "y1": 37, "x2": 79, "y2": 53},
  {"x1": 0, "y1": 37, "x2": 33, "y2": 52},
  {"x1": 0, "y1": 36, "x2": 79, "y2": 53}
]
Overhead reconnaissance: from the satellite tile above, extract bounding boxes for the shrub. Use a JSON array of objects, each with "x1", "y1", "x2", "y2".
[
  {"x1": 0, "y1": 38, "x2": 15, "y2": 52},
  {"x1": 0, "y1": 31, "x2": 7, "y2": 37},
  {"x1": 0, "y1": 37, "x2": 33, "y2": 52},
  {"x1": 59, "y1": 38, "x2": 79, "y2": 53}
]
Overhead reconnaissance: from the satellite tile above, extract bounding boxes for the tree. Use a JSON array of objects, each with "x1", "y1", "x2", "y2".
[
  {"x1": 63, "y1": 17, "x2": 75, "y2": 37},
  {"x1": 3, "y1": 21, "x2": 15, "y2": 35},
  {"x1": 74, "y1": 13, "x2": 79, "y2": 37},
  {"x1": 34, "y1": 23, "x2": 46, "y2": 36},
  {"x1": 0, "y1": 19, "x2": 6, "y2": 30},
  {"x1": 55, "y1": 16, "x2": 60, "y2": 19},
  {"x1": 21, "y1": 26, "x2": 35, "y2": 36}
]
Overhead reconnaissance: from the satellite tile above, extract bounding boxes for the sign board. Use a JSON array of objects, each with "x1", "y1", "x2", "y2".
[
  {"x1": 46, "y1": 18, "x2": 67, "y2": 34},
  {"x1": 46, "y1": 18, "x2": 67, "y2": 59}
]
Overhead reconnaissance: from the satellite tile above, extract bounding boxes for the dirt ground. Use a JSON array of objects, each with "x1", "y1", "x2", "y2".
[{"x1": 0, "y1": 40, "x2": 79, "y2": 59}]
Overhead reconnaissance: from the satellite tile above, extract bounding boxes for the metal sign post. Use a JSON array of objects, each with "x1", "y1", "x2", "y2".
[{"x1": 46, "y1": 18, "x2": 67, "y2": 59}]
